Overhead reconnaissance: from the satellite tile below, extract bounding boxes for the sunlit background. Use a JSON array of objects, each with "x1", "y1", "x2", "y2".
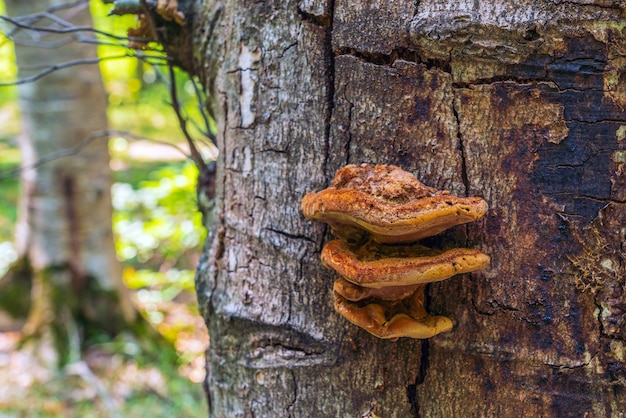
[{"x1": 0, "y1": 1, "x2": 213, "y2": 415}]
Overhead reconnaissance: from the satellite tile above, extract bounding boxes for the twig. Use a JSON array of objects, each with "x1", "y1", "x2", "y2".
[
  {"x1": 190, "y1": 76, "x2": 217, "y2": 145},
  {"x1": 106, "y1": 0, "x2": 157, "y2": 16},
  {"x1": 149, "y1": 67, "x2": 215, "y2": 147},
  {"x1": 1, "y1": 14, "x2": 158, "y2": 50},
  {"x1": 12, "y1": 36, "x2": 147, "y2": 50},
  {"x1": 167, "y1": 62, "x2": 208, "y2": 172},
  {"x1": 136, "y1": 0, "x2": 212, "y2": 172},
  {"x1": 0, "y1": 56, "x2": 122, "y2": 86},
  {"x1": 35, "y1": 0, "x2": 87, "y2": 16},
  {"x1": 2, "y1": 0, "x2": 89, "y2": 35},
  {"x1": 0, "y1": 14, "x2": 130, "y2": 42},
  {"x1": 0, "y1": 53, "x2": 168, "y2": 86},
  {"x1": 0, "y1": 130, "x2": 190, "y2": 180}
]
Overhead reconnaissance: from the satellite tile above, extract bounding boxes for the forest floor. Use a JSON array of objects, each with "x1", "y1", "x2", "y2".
[
  {"x1": 0, "y1": 290, "x2": 209, "y2": 418},
  {"x1": 0, "y1": 137, "x2": 210, "y2": 417}
]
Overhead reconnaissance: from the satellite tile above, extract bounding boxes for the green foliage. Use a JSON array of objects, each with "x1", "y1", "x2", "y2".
[
  {"x1": 90, "y1": 0, "x2": 144, "y2": 81},
  {"x1": 111, "y1": 160, "x2": 206, "y2": 347},
  {"x1": 113, "y1": 161, "x2": 205, "y2": 269},
  {"x1": 0, "y1": 146, "x2": 19, "y2": 245},
  {"x1": 0, "y1": 141, "x2": 20, "y2": 277},
  {"x1": 107, "y1": 70, "x2": 213, "y2": 142},
  {"x1": 0, "y1": 1, "x2": 18, "y2": 106}
]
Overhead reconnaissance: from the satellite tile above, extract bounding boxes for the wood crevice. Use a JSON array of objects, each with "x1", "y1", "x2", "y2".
[
  {"x1": 297, "y1": 7, "x2": 331, "y2": 27},
  {"x1": 413, "y1": 0, "x2": 421, "y2": 17},
  {"x1": 452, "y1": 95, "x2": 471, "y2": 197},
  {"x1": 287, "y1": 368, "x2": 298, "y2": 417},
  {"x1": 564, "y1": 118, "x2": 626, "y2": 125},
  {"x1": 321, "y1": 0, "x2": 336, "y2": 186},
  {"x1": 543, "y1": 354, "x2": 596, "y2": 371},
  {"x1": 345, "y1": 101, "x2": 353, "y2": 165},
  {"x1": 573, "y1": 195, "x2": 626, "y2": 205},
  {"x1": 334, "y1": 46, "x2": 451, "y2": 74}
]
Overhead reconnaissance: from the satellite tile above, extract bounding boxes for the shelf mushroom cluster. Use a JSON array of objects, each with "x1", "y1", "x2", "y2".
[{"x1": 302, "y1": 164, "x2": 490, "y2": 339}]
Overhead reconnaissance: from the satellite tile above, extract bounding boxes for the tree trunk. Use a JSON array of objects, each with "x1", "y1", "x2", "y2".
[
  {"x1": 4, "y1": 0, "x2": 135, "y2": 366},
  {"x1": 186, "y1": 0, "x2": 626, "y2": 415}
]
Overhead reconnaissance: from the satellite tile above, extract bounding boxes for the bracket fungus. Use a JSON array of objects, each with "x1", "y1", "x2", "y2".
[
  {"x1": 302, "y1": 164, "x2": 490, "y2": 339},
  {"x1": 301, "y1": 164, "x2": 488, "y2": 244}
]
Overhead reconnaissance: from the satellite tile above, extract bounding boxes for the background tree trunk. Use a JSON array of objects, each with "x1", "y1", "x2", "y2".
[
  {"x1": 4, "y1": 0, "x2": 135, "y2": 366},
  {"x1": 188, "y1": 0, "x2": 626, "y2": 415}
]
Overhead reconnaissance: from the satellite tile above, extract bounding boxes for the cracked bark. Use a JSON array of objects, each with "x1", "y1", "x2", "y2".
[{"x1": 186, "y1": 0, "x2": 626, "y2": 416}]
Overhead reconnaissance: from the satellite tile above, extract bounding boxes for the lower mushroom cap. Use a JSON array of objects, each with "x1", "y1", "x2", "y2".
[
  {"x1": 334, "y1": 291, "x2": 453, "y2": 339},
  {"x1": 322, "y1": 239, "x2": 491, "y2": 289}
]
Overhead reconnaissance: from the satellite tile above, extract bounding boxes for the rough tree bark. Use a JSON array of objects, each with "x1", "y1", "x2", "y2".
[
  {"x1": 3, "y1": 0, "x2": 135, "y2": 365},
  {"x1": 177, "y1": 0, "x2": 626, "y2": 415}
]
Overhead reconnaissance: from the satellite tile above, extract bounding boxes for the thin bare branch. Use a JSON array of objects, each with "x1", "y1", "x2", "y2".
[
  {"x1": 186, "y1": 114, "x2": 212, "y2": 142},
  {"x1": 0, "y1": 130, "x2": 191, "y2": 181},
  {"x1": 147, "y1": 65, "x2": 216, "y2": 148},
  {"x1": 42, "y1": 0, "x2": 88, "y2": 15},
  {"x1": 1, "y1": 9, "x2": 161, "y2": 51},
  {"x1": 3, "y1": 0, "x2": 89, "y2": 33},
  {"x1": 190, "y1": 76, "x2": 217, "y2": 145},
  {"x1": 12, "y1": 36, "x2": 76, "y2": 49},
  {"x1": 107, "y1": 0, "x2": 157, "y2": 15},
  {"x1": 0, "y1": 14, "x2": 131, "y2": 42},
  {"x1": 0, "y1": 56, "x2": 104, "y2": 85},
  {"x1": 12, "y1": 35, "x2": 143, "y2": 50},
  {"x1": 39, "y1": 10, "x2": 85, "y2": 29},
  {"x1": 167, "y1": 62, "x2": 208, "y2": 172},
  {"x1": 0, "y1": 53, "x2": 168, "y2": 86}
]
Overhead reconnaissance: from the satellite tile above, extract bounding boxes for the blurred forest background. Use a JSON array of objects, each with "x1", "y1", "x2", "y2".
[{"x1": 0, "y1": 1, "x2": 211, "y2": 416}]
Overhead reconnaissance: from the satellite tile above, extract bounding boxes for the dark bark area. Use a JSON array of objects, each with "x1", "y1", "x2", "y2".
[{"x1": 187, "y1": 0, "x2": 626, "y2": 416}]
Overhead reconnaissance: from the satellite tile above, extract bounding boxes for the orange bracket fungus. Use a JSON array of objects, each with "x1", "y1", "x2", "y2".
[{"x1": 302, "y1": 164, "x2": 490, "y2": 339}]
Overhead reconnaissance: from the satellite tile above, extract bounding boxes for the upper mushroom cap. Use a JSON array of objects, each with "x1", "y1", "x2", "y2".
[
  {"x1": 322, "y1": 239, "x2": 491, "y2": 289},
  {"x1": 302, "y1": 164, "x2": 488, "y2": 243}
]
